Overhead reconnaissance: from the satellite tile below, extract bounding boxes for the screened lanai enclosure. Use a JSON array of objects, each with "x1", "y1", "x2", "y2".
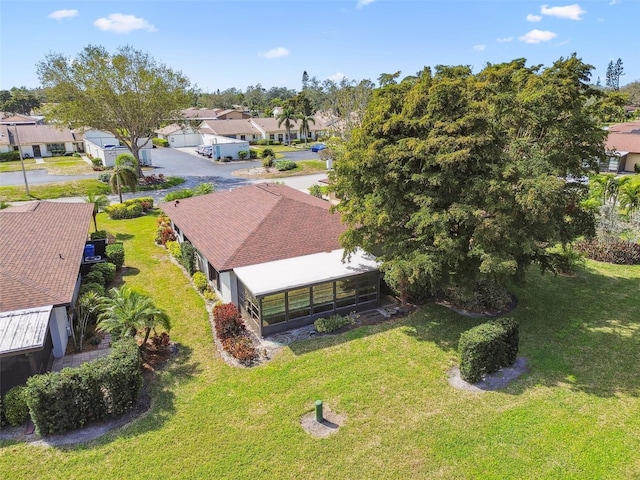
[{"x1": 234, "y1": 249, "x2": 380, "y2": 336}]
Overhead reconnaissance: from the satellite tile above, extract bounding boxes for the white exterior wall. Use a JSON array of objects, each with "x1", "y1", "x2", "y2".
[
  {"x1": 200, "y1": 134, "x2": 250, "y2": 160},
  {"x1": 625, "y1": 153, "x2": 640, "y2": 171},
  {"x1": 49, "y1": 306, "x2": 69, "y2": 358},
  {"x1": 0, "y1": 145, "x2": 9, "y2": 153},
  {"x1": 219, "y1": 271, "x2": 238, "y2": 304},
  {"x1": 168, "y1": 132, "x2": 203, "y2": 148},
  {"x1": 84, "y1": 138, "x2": 153, "y2": 167}
]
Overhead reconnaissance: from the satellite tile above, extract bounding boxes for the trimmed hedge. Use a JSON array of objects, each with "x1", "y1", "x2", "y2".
[
  {"x1": 274, "y1": 160, "x2": 297, "y2": 171},
  {"x1": 91, "y1": 262, "x2": 116, "y2": 285},
  {"x1": 25, "y1": 339, "x2": 142, "y2": 435},
  {"x1": 166, "y1": 240, "x2": 181, "y2": 258},
  {"x1": 459, "y1": 318, "x2": 519, "y2": 383},
  {"x1": 106, "y1": 243, "x2": 125, "y2": 269},
  {"x1": 0, "y1": 151, "x2": 21, "y2": 162},
  {"x1": 152, "y1": 137, "x2": 169, "y2": 147},
  {"x1": 192, "y1": 271, "x2": 208, "y2": 292},
  {"x1": 79, "y1": 281, "x2": 105, "y2": 297},
  {"x1": 84, "y1": 270, "x2": 106, "y2": 286},
  {"x1": 3, "y1": 386, "x2": 30, "y2": 427}
]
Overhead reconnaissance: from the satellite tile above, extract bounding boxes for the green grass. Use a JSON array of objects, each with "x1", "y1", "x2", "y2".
[
  {"x1": 1, "y1": 211, "x2": 639, "y2": 479},
  {"x1": 0, "y1": 179, "x2": 111, "y2": 202},
  {"x1": 0, "y1": 158, "x2": 38, "y2": 173}
]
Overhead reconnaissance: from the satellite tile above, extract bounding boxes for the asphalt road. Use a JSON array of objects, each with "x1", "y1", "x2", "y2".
[{"x1": 1, "y1": 147, "x2": 328, "y2": 204}]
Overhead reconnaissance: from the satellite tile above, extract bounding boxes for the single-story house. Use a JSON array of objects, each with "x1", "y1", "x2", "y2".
[
  {"x1": 251, "y1": 117, "x2": 326, "y2": 143},
  {"x1": 606, "y1": 121, "x2": 640, "y2": 172},
  {"x1": 156, "y1": 124, "x2": 203, "y2": 148},
  {"x1": 160, "y1": 184, "x2": 380, "y2": 336},
  {"x1": 0, "y1": 124, "x2": 83, "y2": 158},
  {"x1": 0, "y1": 114, "x2": 44, "y2": 125},
  {"x1": 179, "y1": 108, "x2": 252, "y2": 121},
  {"x1": 84, "y1": 130, "x2": 153, "y2": 167},
  {"x1": 0, "y1": 201, "x2": 96, "y2": 395}
]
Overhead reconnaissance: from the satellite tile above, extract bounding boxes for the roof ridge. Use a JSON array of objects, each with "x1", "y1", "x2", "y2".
[{"x1": 222, "y1": 189, "x2": 283, "y2": 269}]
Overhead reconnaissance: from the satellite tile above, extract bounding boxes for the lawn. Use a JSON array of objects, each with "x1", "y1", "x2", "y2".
[
  {"x1": 235, "y1": 160, "x2": 327, "y2": 179},
  {"x1": 0, "y1": 156, "x2": 93, "y2": 175},
  {"x1": 0, "y1": 179, "x2": 110, "y2": 203},
  {"x1": 1, "y1": 211, "x2": 639, "y2": 479}
]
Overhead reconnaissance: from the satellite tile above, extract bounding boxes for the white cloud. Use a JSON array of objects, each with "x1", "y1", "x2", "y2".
[
  {"x1": 608, "y1": 0, "x2": 619, "y2": 5},
  {"x1": 93, "y1": 14, "x2": 157, "y2": 34},
  {"x1": 496, "y1": 36, "x2": 513, "y2": 43},
  {"x1": 540, "y1": 4, "x2": 586, "y2": 20},
  {"x1": 260, "y1": 47, "x2": 290, "y2": 59},
  {"x1": 328, "y1": 72, "x2": 347, "y2": 82},
  {"x1": 526, "y1": 14, "x2": 542, "y2": 22},
  {"x1": 48, "y1": 9, "x2": 78, "y2": 20},
  {"x1": 472, "y1": 44, "x2": 486, "y2": 52},
  {"x1": 357, "y1": 0, "x2": 375, "y2": 8},
  {"x1": 518, "y1": 29, "x2": 557, "y2": 44}
]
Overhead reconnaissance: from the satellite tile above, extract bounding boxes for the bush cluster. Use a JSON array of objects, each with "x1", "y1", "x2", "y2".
[
  {"x1": 25, "y1": 339, "x2": 142, "y2": 435},
  {"x1": 79, "y1": 281, "x2": 105, "y2": 297},
  {"x1": 90, "y1": 262, "x2": 116, "y2": 285},
  {"x1": 164, "y1": 189, "x2": 195, "y2": 202},
  {"x1": 0, "y1": 151, "x2": 21, "y2": 162},
  {"x1": 90, "y1": 230, "x2": 108, "y2": 240},
  {"x1": 262, "y1": 157, "x2": 274, "y2": 168},
  {"x1": 213, "y1": 303, "x2": 257, "y2": 365},
  {"x1": 459, "y1": 318, "x2": 519, "y2": 383},
  {"x1": 574, "y1": 237, "x2": 640, "y2": 265},
  {"x1": 314, "y1": 314, "x2": 351, "y2": 333},
  {"x1": 155, "y1": 215, "x2": 176, "y2": 245},
  {"x1": 106, "y1": 243, "x2": 125, "y2": 269},
  {"x1": 256, "y1": 139, "x2": 280, "y2": 146},
  {"x1": 166, "y1": 240, "x2": 181, "y2": 258},
  {"x1": 192, "y1": 271, "x2": 208, "y2": 292},
  {"x1": 97, "y1": 172, "x2": 111, "y2": 183},
  {"x1": 238, "y1": 150, "x2": 248, "y2": 160},
  {"x1": 3, "y1": 386, "x2": 30, "y2": 427},
  {"x1": 152, "y1": 137, "x2": 169, "y2": 147},
  {"x1": 260, "y1": 148, "x2": 275, "y2": 158},
  {"x1": 275, "y1": 160, "x2": 297, "y2": 171},
  {"x1": 180, "y1": 241, "x2": 196, "y2": 275}
]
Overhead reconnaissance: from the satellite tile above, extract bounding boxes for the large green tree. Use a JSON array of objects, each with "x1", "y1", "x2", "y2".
[
  {"x1": 332, "y1": 55, "x2": 606, "y2": 304},
  {"x1": 37, "y1": 44, "x2": 192, "y2": 176}
]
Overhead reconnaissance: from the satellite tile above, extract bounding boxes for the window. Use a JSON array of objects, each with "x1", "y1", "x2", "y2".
[
  {"x1": 287, "y1": 287, "x2": 310, "y2": 320},
  {"x1": 336, "y1": 279, "x2": 356, "y2": 308},
  {"x1": 261, "y1": 293, "x2": 286, "y2": 325},
  {"x1": 312, "y1": 282, "x2": 334, "y2": 314},
  {"x1": 240, "y1": 135, "x2": 246, "y2": 140},
  {"x1": 208, "y1": 263, "x2": 220, "y2": 291},
  {"x1": 238, "y1": 282, "x2": 259, "y2": 320},
  {"x1": 269, "y1": 134, "x2": 275, "y2": 140},
  {"x1": 47, "y1": 143, "x2": 65, "y2": 155},
  {"x1": 356, "y1": 273, "x2": 378, "y2": 303}
]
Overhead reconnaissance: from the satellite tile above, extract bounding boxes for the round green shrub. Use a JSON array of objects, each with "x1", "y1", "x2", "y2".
[
  {"x1": 275, "y1": 160, "x2": 297, "y2": 171},
  {"x1": 166, "y1": 240, "x2": 181, "y2": 258},
  {"x1": 4, "y1": 385, "x2": 30, "y2": 427},
  {"x1": 79, "y1": 282, "x2": 106, "y2": 297},
  {"x1": 106, "y1": 243, "x2": 125, "y2": 269},
  {"x1": 192, "y1": 271, "x2": 208, "y2": 292},
  {"x1": 84, "y1": 270, "x2": 106, "y2": 286},
  {"x1": 91, "y1": 262, "x2": 116, "y2": 285}
]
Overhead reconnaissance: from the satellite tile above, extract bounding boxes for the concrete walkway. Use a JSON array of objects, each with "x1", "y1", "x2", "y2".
[{"x1": 52, "y1": 334, "x2": 112, "y2": 371}]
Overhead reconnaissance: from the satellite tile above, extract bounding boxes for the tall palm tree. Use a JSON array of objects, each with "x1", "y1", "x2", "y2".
[
  {"x1": 298, "y1": 114, "x2": 316, "y2": 144},
  {"x1": 276, "y1": 106, "x2": 296, "y2": 146},
  {"x1": 110, "y1": 153, "x2": 139, "y2": 203},
  {"x1": 97, "y1": 286, "x2": 171, "y2": 345},
  {"x1": 84, "y1": 191, "x2": 110, "y2": 232}
]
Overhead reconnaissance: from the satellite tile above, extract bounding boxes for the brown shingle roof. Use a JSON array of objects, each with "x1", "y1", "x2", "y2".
[
  {"x1": 6, "y1": 124, "x2": 77, "y2": 145},
  {"x1": 199, "y1": 119, "x2": 261, "y2": 136},
  {"x1": 606, "y1": 122, "x2": 640, "y2": 154},
  {"x1": 160, "y1": 184, "x2": 346, "y2": 270},
  {"x1": 0, "y1": 202, "x2": 93, "y2": 312}
]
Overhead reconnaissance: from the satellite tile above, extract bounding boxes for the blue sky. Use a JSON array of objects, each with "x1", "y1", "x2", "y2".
[{"x1": 1, "y1": 1, "x2": 638, "y2": 92}]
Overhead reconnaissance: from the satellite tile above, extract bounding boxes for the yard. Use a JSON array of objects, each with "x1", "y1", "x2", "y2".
[
  {"x1": 0, "y1": 211, "x2": 639, "y2": 479},
  {"x1": 0, "y1": 156, "x2": 94, "y2": 175}
]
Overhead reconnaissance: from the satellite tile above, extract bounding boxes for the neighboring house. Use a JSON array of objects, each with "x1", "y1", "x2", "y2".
[
  {"x1": 199, "y1": 119, "x2": 263, "y2": 143},
  {"x1": 156, "y1": 124, "x2": 202, "y2": 148},
  {"x1": 605, "y1": 121, "x2": 640, "y2": 172},
  {"x1": 179, "y1": 108, "x2": 251, "y2": 121},
  {"x1": 0, "y1": 114, "x2": 43, "y2": 125},
  {"x1": 2, "y1": 124, "x2": 82, "y2": 158},
  {"x1": 0, "y1": 125, "x2": 10, "y2": 153},
  {"x1": 84, "y1": 130, "x2": 153, "y2": 167},
  {"x1": 215, "y1": 108, "x2": 252, "y2": 120},
  {"x1": 251, "y1": 117, "x2": 326, "y2": 143},
  {"x1": 160, "y1": 184, "x2": 380, "y2": 336},
  {"x1": 0, "y1": 201, "x2": 96, "y2": 395}
]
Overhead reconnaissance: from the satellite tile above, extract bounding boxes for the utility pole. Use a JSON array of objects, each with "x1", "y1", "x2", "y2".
[{"x1": 11, "y1": 123, "x2": 30, "y2": 196}]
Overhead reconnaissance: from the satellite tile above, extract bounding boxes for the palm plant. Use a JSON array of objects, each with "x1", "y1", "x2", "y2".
[
  {"x1": 97, "y1": 285, "x2": 171, "y2": 345},
  {"x1": 110, "y1": 153, "x2": 139, "y2": 203},
  {"x1": 298, "y1": 114, "x2": 315, "y2": 144},
  {"x1": 84, "y1": 191, "x2": 110, "y2": 232},
  {"x1": 619, "y1": 179, "x2": 640, "y2": 218},
  {"x1": 276, "y1": 106, "x2": 296, "y2": 146},
  {"x1": 74, "y1": 291, "x2": 102, "y2": 351}
]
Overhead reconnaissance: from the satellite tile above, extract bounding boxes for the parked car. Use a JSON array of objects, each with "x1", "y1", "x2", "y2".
[
  {"x1": 311, "y1": 143, "x2": 327, "y2": 152},
  {"x1": 201, "y1": 145, "x2": 214, "y2": 157},
  {"x1": 196, "y1": 145, "x2": 206, "y2": 155}
]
